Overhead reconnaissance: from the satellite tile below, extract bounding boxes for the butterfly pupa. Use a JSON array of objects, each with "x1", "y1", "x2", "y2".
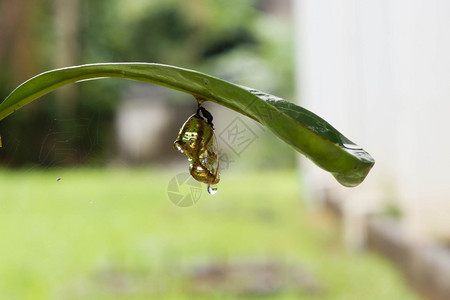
[{"x1": 174, "y1": 109, "x2": 220, "y2": 185}]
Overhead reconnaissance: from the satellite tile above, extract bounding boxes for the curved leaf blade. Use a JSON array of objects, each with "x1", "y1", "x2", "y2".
[{"x1": 0, "y1": 63, "x2": 374, "y2": 186}]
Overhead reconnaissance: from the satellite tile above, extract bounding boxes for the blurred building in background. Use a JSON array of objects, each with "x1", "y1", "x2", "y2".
[{"x1": 295, "y1": 1, "x2": 450, "y2": 298}]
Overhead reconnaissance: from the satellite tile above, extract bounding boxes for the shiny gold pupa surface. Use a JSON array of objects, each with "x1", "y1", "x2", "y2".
[{"x1": 174, "y1": 114, "x2": 220, "y2": 185}]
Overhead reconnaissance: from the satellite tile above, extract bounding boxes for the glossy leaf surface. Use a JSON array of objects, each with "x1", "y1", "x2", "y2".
[{"x1": 0, "y1": 63, "x2": 374, "y2": 187}]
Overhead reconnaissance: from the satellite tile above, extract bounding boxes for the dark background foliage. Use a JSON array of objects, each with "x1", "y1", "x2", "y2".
[{"x1": 0, "y1": 0, "x2": 293, "y2": 167}]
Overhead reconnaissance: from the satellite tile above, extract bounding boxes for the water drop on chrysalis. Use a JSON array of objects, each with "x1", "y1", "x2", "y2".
[{"x1": 207, "y1": 184, "x2": 218, "y2": 195}]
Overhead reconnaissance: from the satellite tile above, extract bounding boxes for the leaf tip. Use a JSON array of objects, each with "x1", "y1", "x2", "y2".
[{"x1": 333, "y1": 156, "x2": 375, "y2": 187}]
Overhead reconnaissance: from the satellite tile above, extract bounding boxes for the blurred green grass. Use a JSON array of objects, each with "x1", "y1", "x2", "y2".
[{"x1": 0, "y1": 168, "x2": 419, "y2": 299}]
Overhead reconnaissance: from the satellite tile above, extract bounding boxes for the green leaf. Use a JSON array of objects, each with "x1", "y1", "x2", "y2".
[{"x1": 0, "y1": 63, "x2": 374, "y2": 187}]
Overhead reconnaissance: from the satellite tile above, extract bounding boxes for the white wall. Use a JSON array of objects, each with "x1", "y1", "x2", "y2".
[{"x1": 295, "y1": 0, "x2": 450, "y2": 244}]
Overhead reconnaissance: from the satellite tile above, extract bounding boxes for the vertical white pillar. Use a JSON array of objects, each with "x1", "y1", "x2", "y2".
[{"x1": 295, "y1": 0, "x2": 450, "y2": 245}]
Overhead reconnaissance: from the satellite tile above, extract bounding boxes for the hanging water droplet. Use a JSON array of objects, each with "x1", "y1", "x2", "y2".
[{"x1": 207, "y1": 184, "x2": 218, "y2": 195}]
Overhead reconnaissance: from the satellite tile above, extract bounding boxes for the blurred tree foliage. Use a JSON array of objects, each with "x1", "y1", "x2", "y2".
[{"x1": 0, "y1": 0, "x2": 293, "y2": 167}]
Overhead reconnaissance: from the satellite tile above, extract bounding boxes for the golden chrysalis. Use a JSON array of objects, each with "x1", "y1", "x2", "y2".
[{"x1": 174, "y1": 107, "x2": 220, "y2": 186}]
